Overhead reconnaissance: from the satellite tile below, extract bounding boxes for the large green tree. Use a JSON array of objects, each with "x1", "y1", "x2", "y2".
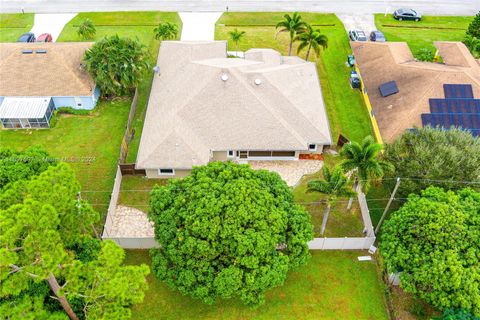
[
  {"x1": 149, "y1": 161, "x2": 313, "y2": 307},
  {"x1": 381, "y1": 187, "x2": 480, "y2": 316},
  {"x1": 0, "y1": 146, "x2": 57, "y2": 189},
  {"x1": 295, "y1": 24, "x2": 328, "y2": 61},
  {"x1": 275, "y1": 12, "x2": 307, "y2": 56},
  {"x1": 466, "y1": 12, "x2": 480, "y2": 38},
  {"x1": 383, "y1": 127, "x2": 480, "y2": 197},
  {"x1": 84, "y1": 35, "x2": 150, "y2": 97},
  {"x1": 0, "y1": 163, "x2": 149, "y2": 320}
]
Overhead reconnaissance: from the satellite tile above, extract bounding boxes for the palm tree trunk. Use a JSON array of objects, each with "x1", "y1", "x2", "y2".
[
  {"x1": 288, "y1": 39, "x2": 293, "y2": 56},
  {"x1": 320, "y1": 203, "x2": 331, "y2": 236},
  {"x1": 347, "y1": 179, "x2": 359, "y2": 210},
  {"x1": 47, "y1": 273, "x2": 79, "y2": 320},
  {"x1": 235, "y1": 42, "x2": 238, "y2": 57},
  {"x1": 305, "y1": 43, "x2": 312, "y2": 61}
]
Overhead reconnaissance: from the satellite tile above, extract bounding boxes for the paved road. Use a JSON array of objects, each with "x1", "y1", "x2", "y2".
[{"x1": 1, "y1": 0, "x2": 478, "y2": 15}]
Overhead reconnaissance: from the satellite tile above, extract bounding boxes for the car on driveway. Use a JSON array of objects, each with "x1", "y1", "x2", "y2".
[
  {"x1": 36, "y1": 33, "x2": 53, "y2": 42},
  {"x1": 17, "y1": 32, "x2": 36, "y2": 42},
  {"x1": 393, "y1": 8, "x2": 422, "y2": 21},
  {"x1": 349, "y1": 30, "x2": 367, "y2": 42},
  {"x1": 370, "y1": 31, "x2": 386, "y2": 42}
]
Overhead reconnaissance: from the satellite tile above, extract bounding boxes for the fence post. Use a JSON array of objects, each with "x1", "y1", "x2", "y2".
[{"x1": 375, "y1": 178, "x2": 401, "y2": 234}]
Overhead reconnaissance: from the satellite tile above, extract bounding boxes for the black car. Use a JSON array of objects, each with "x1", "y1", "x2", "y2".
[
  {"x1": 17, "y1": 32, "x2": 36, "y2": 42},
  {"x1": 370, "y1": 31, "x2": 386, "y2": 42},
  {"x1": 393, "y1": 8, "x2": 422, "y2": 21},
  {"x1": 348, "y1": 30, "x2": 367, "y2": 42}
]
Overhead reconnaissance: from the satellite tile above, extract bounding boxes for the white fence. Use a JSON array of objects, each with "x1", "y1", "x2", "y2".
[{"x1": 102, "y1": 168, "x2": 376, "y2": 250}]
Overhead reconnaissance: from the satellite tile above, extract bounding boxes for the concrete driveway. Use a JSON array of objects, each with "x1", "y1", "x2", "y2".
[
  {"x1": 179, "y1": 12, "x2": 223, "y2": 41},
  {"x1": 337, "y1": 14, "x2": 377, "y2": 37},
  {"x1": 30, "y1": 13, "x2": 76, "y2": 42}
]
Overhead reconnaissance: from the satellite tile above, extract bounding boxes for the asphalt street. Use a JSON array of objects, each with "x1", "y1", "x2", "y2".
[{"x1": 1, "y1": 0, "x2": 478, "y2": 15}]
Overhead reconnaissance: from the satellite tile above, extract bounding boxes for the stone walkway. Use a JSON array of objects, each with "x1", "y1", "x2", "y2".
[
  {"x1": 109, "y1": 205, "x2": 154, "y2": 237},
  {"x1": 249, "y1": 160, "x2": 323, "y2": 187}
]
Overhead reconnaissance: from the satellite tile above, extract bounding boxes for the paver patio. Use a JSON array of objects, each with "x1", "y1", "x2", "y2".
[{"x1": 108, "y1": 205, "x2": 154, "y2": 237}]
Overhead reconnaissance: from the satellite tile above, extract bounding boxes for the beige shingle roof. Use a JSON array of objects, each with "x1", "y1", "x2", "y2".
[
  {"x1": 136, "y1": 41, "x2": 332, "y2": 169},
  {"x1": 0, "y1": 42, "x2": 95, "y2": 97}
]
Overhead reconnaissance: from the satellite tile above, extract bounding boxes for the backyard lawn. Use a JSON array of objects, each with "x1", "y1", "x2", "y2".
[
  {"x1": 126, "y1": 249, "x2": 389, "y2": 320},
  {"x1": 215, "y1": 12, "x2": 373, "y2": 143},
  {"x1": 374, "y1": 15, "x2": 472, "y2": 58},
  {"x1": 0, "y1": 12, "x2": 182, "y2": 223},
  {"x1": 0, "y1": 13, "x2": 34, "y2": 42}
]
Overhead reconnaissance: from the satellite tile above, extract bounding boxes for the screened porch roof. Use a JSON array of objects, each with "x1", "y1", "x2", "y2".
[{"x1": 0, "y1": 97, "x2": 51, "y2": 119}]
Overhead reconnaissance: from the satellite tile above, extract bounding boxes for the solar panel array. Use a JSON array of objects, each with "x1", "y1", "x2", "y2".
[{"x1": 422, "y1": 84, "x2": 480, "y2": 137}]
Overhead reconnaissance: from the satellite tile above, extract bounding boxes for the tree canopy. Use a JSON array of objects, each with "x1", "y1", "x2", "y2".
[
  {"x1": 276, "y1": 12, "x2": 307, "y2": 56},
  {"x1": 295, "y1": 24, "x2": 328, "y2": 61},
  {"x1": 380, "y1": 187, "x2": 480, "y2": 316},
  {"x1": 153, "y1": 22, "x2": 178, "y2": 40},
  {"x1": 84, "y1": 35, "x2": 150, "y2": 97},
  {"x1": 149, "y1": 161, "x2": 313, "y2": 307},
  {"x1": 383, "y1": 127, "x2": 480, "y2": 197},
  {"x1": 0, "y1": 146, "x2": 57, "y2": 189},
  {"x1": 77, "y1": 19, "x2": 96, "y2": 40},
  {"x1": 467, "y1": 12, "x2": 480, "y2": 38},
  {"x1": 0, "y1": 163, "x2": 149, "y2": 319}
]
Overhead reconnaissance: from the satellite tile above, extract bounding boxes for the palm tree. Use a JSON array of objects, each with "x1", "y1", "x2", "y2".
[
  {"x1": 77, "y1": 19, "x2": 96, "y2": 40},
  {"x1": 340, "y1": 136, "x2": 394, "y2": 194},
  {"x1": 275, "y1": 12, "x2": 307, "y2": 56},
  {"x1": 228, "y1": 28, "x2": 246, "y2": 57},
  {"x1": 154, "y1": 22, "x2": 179, "y2": 41},
  {"x1": 307, "y1": 166, "x2": 355, "y2": 235},
  {"x1": 295, "y1": 24, "x2": 328, "y2": 61}
]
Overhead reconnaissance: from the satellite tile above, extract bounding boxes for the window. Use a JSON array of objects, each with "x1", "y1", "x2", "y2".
[
  {"x1": 227, "y1": 150, "x2": 235, "y2": 158},
  {"x1": 159, "y1": 168, "x2": 175, "y2": 175},
  {"x1": 308, "y1": 144, "x2": 317, "y2": 151}
]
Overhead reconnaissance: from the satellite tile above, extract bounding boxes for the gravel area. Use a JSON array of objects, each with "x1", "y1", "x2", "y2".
[
  {"x1": 249, "y1": 160, "x2": 323, "y2": 186},
  {"x1": 109, "y1": 205, "x2": 154, "y2": 238}
]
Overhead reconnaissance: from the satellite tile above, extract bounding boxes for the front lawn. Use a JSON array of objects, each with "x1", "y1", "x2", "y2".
[
  {"x1": 126, "y1": 249, "x2": 389, "y2": 320},
  {"x1": 215, "y1": 13, "x2": 373, "y2": 143},
  {"x1": 0, "y1": 13, "x2": 34, "y2": 42},
  {"x1": 374, "y1": 15, "x2": 472, "y2": 58}
]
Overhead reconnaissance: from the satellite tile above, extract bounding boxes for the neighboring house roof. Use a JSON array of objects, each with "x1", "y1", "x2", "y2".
[
  {"x1": 0, "y1": 42, "x2": 95, "y2": 97},
  {"x1": 0, "y1": 97, "x2": 51, "y2": 119},
  {"x1": 136, "y1": 41, "x2": 332, "y2": 169},
  {"x1": 351, "y1": 41, "x2": 480, "y2": 142}
]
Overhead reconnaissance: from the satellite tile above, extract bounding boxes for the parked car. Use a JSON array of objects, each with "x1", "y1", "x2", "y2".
[
  {"x1": 17, "y1": 32, "x2": 36, "y2": 42},
  {"x1": 348, "y1": 30, "x2": 367, "y2": 42},
  {"x1": 393, "y1": 8, "x2": 422, "y2": 21},
  {"x1": 36, "y1": 33, "x2": 52, "y2": 42},
  {"x1": 370, "y1": 31, "x2": 386, "y2": 42}
]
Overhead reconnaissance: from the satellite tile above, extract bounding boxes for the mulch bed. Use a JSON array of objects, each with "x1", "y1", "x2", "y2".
[{"x1": 299, "y1": 153, "x2": 324, "y2": 160}]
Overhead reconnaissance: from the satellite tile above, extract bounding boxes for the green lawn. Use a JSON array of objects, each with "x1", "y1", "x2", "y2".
[
  {"x1": 118, "y1": 176, "x2": 165, "y2": 212},
  {"x1": 0, "y1": 12, "x2": 181, "y2": 222},
  {"x1": 126, "y1": 249, "x2": 389, "y2": 320},
  {"x1": 216, "y1": 13, "x2": 373, "y2": 143},
  {"x1": 374, "y1": 15, "x2": 472, "y2": 58},
  {"x1": 0, "y1": 13, "x2": 34, "y2": 42}
]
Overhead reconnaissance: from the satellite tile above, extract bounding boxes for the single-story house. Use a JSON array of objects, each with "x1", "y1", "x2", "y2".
[
  {"x1": 0, "y1": 42, "x2": 99, "y2": 129},
  {"x1": 136, "y1": 41, "x2": 332, "y2": 178},
  {"x1": 351, "y1": 41, "x2": 480, "y2": 142}
]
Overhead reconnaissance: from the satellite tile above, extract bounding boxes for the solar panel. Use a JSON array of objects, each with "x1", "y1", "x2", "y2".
[
  {"x1": 379, "y1": 81, "x2": 399, "y2": 97},
  {"x1": 429, "y1": 99, "x2": 480, "y2": 114},
  {"x1": 422, "y1": 113, "x2": 480, "y2": 130},
  {"x1": 443, "y1": 84, "x2": 474, "y2": 99}
]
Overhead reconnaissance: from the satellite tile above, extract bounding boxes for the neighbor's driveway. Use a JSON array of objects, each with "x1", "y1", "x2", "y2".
[
  {"x1": 337, "y1": 13, "x2": 377, "y2": 36},
  {"x1": 30, "y1": 13, "x2": 76, "y2": 42}
]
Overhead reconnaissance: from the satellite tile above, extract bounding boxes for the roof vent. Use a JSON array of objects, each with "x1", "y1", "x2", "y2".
[
  {"x1": 221, "y1": 73, "x2": 229, "y2": 82},
  {"x1": 35, "y1": 49, "x2": 47, "y2": 54},
  {"x1": 254, "y1": 78, "x2": 262, "y2": 85},
  {"x1": 21, "y1": 49, "x2": 33, "y2": 54}
]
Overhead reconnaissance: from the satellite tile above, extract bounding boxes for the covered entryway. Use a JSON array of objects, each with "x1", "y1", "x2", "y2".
[
  {"x1": 236, "y1": 150, "x2": 297, "y2": 160},
  {"x1": 0, "y1": 97, "x2": 54, "y2": 129}
]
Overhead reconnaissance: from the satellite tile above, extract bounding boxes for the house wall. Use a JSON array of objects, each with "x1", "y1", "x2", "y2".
[
  {"x1": 146, "y1": 169, "x2": 191, "y2": 179},
  {"x1": 0, "y1": 97, "x2": 4, "y2": 106},
  {"x1": 52, "y1": 95, "x2": 97, "y2": 110},
  {"x1": 212, "y1": 151, "x2": 229, "y2": 161}
]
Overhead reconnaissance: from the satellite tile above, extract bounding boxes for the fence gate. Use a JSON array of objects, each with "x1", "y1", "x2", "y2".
[{"x1": 119, "y1": 163, "x2": 146, "y2": 176}]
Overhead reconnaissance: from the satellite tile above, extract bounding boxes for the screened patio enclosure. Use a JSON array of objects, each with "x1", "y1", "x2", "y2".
[{"x1": 0, "y1": 97, "x2": 54, "y2": 129}]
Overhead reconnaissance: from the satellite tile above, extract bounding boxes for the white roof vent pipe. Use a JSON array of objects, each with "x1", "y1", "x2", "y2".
[
  {"x1": 221, "y1": 73, "x2": 229, "y2": 81},
  {"x1": 254, "y1": 78, "x2": 262, "y2": 85}
]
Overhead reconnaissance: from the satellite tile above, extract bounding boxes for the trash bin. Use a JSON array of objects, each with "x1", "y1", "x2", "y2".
[{"x1": 347, "y1": 54, "x2": 356, "y2": 67}]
